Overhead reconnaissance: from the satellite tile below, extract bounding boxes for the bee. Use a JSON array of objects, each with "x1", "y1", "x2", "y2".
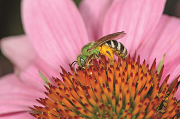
[{"x1": 71, "y1": 31, "x2": 128, "y2": 68}]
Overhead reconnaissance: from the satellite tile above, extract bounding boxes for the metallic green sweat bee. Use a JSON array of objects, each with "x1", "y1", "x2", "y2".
[{"x1": 71, "y1": 31, "x2": 128, "y2": 68}]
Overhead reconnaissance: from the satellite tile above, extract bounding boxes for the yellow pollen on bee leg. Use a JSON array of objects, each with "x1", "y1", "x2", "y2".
[{"x1": 98, "y1": 45, "x2": 115, "y2": 61}]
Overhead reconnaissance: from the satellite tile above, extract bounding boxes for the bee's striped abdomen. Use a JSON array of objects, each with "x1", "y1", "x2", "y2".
[
  {"x1": 105, "y1": 40, "x2": 124, "y2": 51},
  {"x1": 105, "y1": 40, "x2": 127, "y2": 59}
]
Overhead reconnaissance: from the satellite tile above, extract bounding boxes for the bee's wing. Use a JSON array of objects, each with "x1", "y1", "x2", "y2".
[{"x1": 88, "y1": 31, "x2": 126, "y2": 51}]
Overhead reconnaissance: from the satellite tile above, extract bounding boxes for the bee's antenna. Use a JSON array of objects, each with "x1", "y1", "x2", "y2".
[{"x1": 70, "y1": 61, "x2": 77, "y2": 67}]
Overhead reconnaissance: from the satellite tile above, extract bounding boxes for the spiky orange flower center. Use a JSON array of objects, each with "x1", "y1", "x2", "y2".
[{"x1": 30, "y1": 55, "x2": 180, "y2": 119}]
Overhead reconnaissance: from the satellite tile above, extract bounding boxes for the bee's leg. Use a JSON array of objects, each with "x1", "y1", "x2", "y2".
[
  {"x1": 86, "y1": 53, "x2": 100, "y2": 68},
  {"x1": 105, "y1": 50, "x2": 115, "y2": 65},
  {"x1": 86, "y1": 54, "x2": 95, "y2": 68},
  {"x1": 94, "y1": 54, "x2": 100, "y2": 59},
  {"x1": 98, "y1": 45, "x2": 115, "y2": 64},
  {"x1": 115, "y1": 50, "x2": 128, "y2": 60}
]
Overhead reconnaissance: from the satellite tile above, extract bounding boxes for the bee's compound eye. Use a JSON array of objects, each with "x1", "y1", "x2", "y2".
[{"x1": 80, "y1": 58, "x2": 85, "y2": 67}]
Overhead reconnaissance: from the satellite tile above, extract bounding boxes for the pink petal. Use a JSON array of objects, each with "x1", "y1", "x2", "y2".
[
  {"x1": 0, "y1": 112, "x2": 34, "y2": 119},
  {"x1": 0, "y1": 74, "x2": 45, "y2": 115},
  {"x1": 137, "y1": 15, "x2": 180, "y2": 65},
  {"x1": 103, "y1": 0, "x2": 166, "y2": 54},
  {"x1": 1, "y1": 35, "x2": 37, "y2": 70},
  {"x1": 174, "y1": 87, "x2": 180, "y2": 100},
  {"x1": 161, "y1": 55, "x2": 180, "y2": 85},
  {"x1": 22, "y1": 0, "x2": 89, "y2": 71},
  {"x1": 79, "y1": 0, "x2": 113, "y2": 41},
  {"x1": 20, "y1": 57, "x2": 61, "y2": 86}
]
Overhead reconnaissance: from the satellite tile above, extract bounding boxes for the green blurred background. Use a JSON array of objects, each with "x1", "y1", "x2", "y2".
[{"x1": 0, "y1": 0, "x2": 179, "y2": 77}]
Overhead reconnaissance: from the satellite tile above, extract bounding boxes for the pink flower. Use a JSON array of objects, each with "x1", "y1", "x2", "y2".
[{"x1": 1, "y1": 0, "x2": 180, "y2": 118}]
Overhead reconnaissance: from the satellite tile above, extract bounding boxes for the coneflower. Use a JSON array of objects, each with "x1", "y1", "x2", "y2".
[{"x1": 30, "y1": 55, "x2": 180, "y2": 119}]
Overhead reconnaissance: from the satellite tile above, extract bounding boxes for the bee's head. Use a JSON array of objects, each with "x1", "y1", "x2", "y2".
[{"x1": 77, "y1": 54, "x2": 87, "y2": 68}]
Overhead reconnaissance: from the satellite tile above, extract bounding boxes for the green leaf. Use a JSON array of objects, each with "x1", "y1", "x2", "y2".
[
  {"x1": 39, "y1": 71, "x2": 50, "y2": 86},
  {"x1": 74, "y1": 0, "x2": 81, "y2": 6},
  {"x1": 157, "y1": 53, "x2": 165, "y2": 74}
]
